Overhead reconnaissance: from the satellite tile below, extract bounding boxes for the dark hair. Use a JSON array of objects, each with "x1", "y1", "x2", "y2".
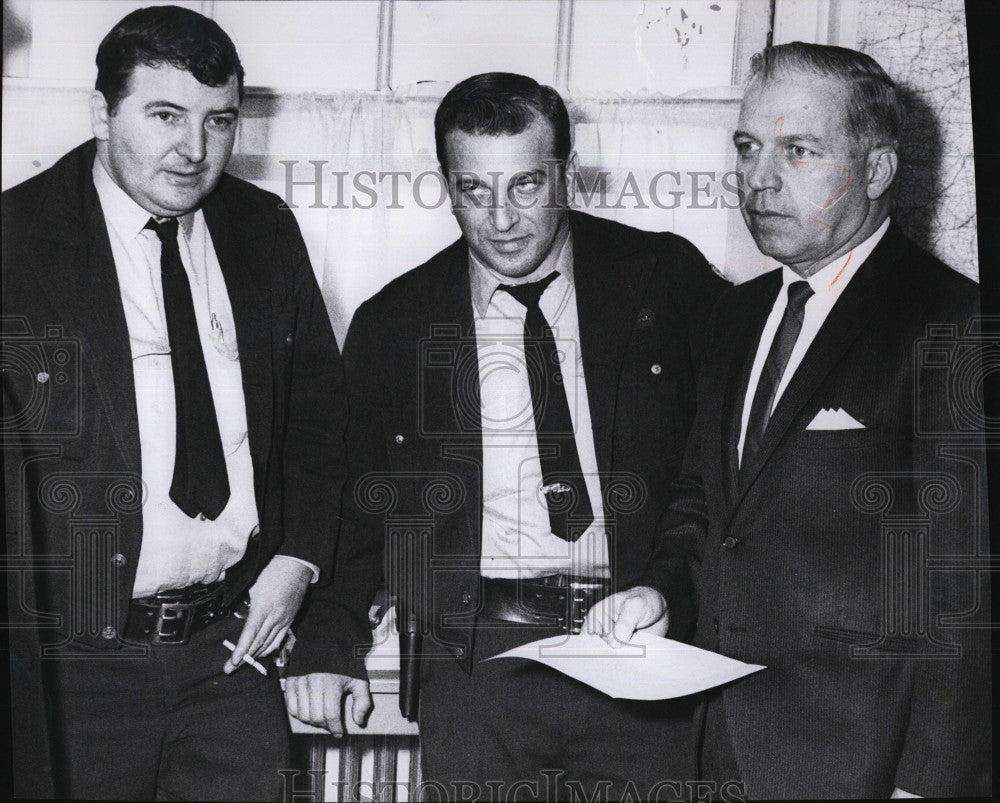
[
  {"x1": 96, "y1": 5, "x2": 244, "y2": 113},
  {"x1": 434, "y1": 72, "x2": 572, "y2": 173},
  {"x1": 747, "y1": 42, "x2": 906, "y2": 151}
]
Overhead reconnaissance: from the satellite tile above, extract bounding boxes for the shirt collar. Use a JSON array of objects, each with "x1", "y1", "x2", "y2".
[
  {"x1": 782, "y1": 217, "x2": 891, "y2": 296},
  {"x1": 92, "y1": 156, "x2": 195, "y2": 242},
  {"x1": 469, "y1": 222, "x2": 574, "y2": 318}
]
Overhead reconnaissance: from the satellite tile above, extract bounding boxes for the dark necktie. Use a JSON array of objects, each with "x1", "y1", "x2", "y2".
[
  {"x1": 743, "y1": 279, "x2": 815, "y2": 461},
  {"x1": 145, "y1": 217, "x2": 231, "y2": 520},
  {"x1": 500, "y1": 272, "x2": 594, "y2": 541}
]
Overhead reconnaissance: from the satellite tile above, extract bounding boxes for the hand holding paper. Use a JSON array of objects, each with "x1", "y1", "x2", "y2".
[{"x1": 487, "y1": 631, "x2": 764, "y2": 700}]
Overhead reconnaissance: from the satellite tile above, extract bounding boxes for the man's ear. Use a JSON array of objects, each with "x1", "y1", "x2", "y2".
[
  {"x1": 90, "y1": 91, "x2": 111, "y2": 141},
  {"x1": 866, "y1": 146, "x2": 898, "y2": 200},
  {"x1": 564, "y1": 150, "x2": 580, "y2": 206}
]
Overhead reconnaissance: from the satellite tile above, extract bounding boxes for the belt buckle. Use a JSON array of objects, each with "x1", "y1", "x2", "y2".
[
  {"x1": 151, "y1": 602, "x2": 196, "y2": 645},
  {"x1": 568, "y1": 579, "x2": 607, "y2": 636}
]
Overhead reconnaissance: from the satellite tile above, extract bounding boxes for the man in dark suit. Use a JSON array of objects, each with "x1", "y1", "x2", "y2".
[
  {"x1": 286, "y1": 72, "x2": 727, "y2": 800},
  {"x1": 620, "y1": 43, "x2": 990, "y2": 798},
  {"x1": 2, "y1": 6, "x2": 346, "y2": 799}
]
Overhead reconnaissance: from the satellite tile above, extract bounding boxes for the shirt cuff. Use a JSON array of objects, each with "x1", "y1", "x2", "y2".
[{"x1": 271, "y1": 554, "x2": 320, "y2": 583}]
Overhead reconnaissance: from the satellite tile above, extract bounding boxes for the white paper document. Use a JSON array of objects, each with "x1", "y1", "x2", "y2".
[{"x1": 486, "y1": 631, "x2": 765, "y2": 700}]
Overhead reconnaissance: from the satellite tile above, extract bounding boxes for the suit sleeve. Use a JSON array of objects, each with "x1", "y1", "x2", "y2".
[
  {"x1": 635, "y1": 275, "x2": 728, "y2": 641},
  {"x1": 270, "y1": 206, "x2": 348, "y2": 573},
  {"x1": 286, "y1": 300, "x2": 387, "y2": 680},
  {"x1": 893, "y1": 302, "x2": 992, "y2": 796}
]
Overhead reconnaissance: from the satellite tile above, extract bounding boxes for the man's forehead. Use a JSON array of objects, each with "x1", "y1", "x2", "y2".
[
  {"x1": 121, "y1": 62, "x2": 240, "y2": 107},
  {"x1": 739, "y1": 72, "x2": 850, "y2": 136},
  {"x1": 445, "y1": 119, "x2": 558, "y2": 163}
]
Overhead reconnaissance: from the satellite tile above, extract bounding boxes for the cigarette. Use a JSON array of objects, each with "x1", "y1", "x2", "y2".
[{"x1": 222, "y1": 639, "x2": 268, "y2": 676}]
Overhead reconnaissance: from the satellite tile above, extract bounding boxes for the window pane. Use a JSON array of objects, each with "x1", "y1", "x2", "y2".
[
  {"x1": 214, "y1": 1, "x2": 380, "y2": 90},
  {"x1": 28, "y1": 0, "x2": 202, "y2": 84},
  {"x1": 571, "y1": 0, "x2": 741, "y2": 94},
  {"x1": 392, "y1": 0, "x2": 557, "y2": 87}
]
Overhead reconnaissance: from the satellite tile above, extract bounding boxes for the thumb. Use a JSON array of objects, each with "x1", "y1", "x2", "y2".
[
  {"x1": 351, "y1": 682, "x2": 374, "y2": 726},
  {"x1": 611, "y1": 595, "x2": 644, "y2": 646}
]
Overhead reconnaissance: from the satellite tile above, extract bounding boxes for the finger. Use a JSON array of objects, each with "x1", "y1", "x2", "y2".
[
  {"x1": 611, "y1": 596, "x2": 645, "y2": 646},
  {"x1": 226, "y1": 610, "x2": 266, "y2": 673},
  {"x1": 322, "y1": 678, "x2": 345, "y2": 737},
  {"x1": 350, "y1": 681, "x2": 374, "y2": 727},
  {"x1": 259, "y1": 627, "x2": 288, "y2": 657},
  {"x1": 284, "y1": 678, "x2": 301, "y2": 720},
  {"x1": 585, "y1": 595, "x2": 615, "y2": 637}
]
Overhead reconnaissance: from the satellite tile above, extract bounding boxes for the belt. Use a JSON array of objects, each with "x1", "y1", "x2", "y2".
[
  {"x1": 480, "y1": 575, "x2": 611, "y2": 634},
  {"x1": 125, "y1": 581, "x2": 245, "y2": 645}
]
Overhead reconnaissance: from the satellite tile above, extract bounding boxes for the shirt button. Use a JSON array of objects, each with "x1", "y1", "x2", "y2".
[
  {"x1": 36, "y1": 372, "x2": 50, "y2": 384},
  {"x1": 722, "y1": 536, "x2": 740, "y2": 550},
  {"x1": 199, "y1": 513, "x2": 207, "y2": 521},
  {"x1": 112, "y1": 553, "x2": 127, "y2": 566},
  {"x1": 394, "y1": 434, "x2": 405, "y2": 445},
  {"x1": 101, "y1": 626, "x2": 116, "y2": 640},
  {"x1": 650, "y1": 363, "x2": 662, "y2": 375}
]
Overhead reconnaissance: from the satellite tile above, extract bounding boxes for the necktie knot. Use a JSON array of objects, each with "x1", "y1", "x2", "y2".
[
  {"x1": 499, "y1": 271, "x2": 559, "y2": 312},
  {"x1": 145, "y1": 216, "x2": 179, "y2": 244},
  {"x1": 787, "y1": 280, "x2": 814, "y2": 316}
]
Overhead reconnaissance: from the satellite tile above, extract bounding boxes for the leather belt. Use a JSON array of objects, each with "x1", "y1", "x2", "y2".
[
  {"x1": 480, "y1": 575, "x2": 611, "y2": 634},
  {"x1": 125, "y1": 581, "x2": 244, "y2": 645}
]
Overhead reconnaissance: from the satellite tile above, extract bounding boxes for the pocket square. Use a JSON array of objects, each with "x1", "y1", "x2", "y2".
[{"x1": 806, "y1": 408, "x2": 866, "y2": 430}]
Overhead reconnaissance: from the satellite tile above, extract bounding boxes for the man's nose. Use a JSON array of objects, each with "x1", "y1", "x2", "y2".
[
  {"x1": 744, "y1": 151, "x2": 781, "y2": 193},
  {"x1": 489, "y1": 200, "x2": 519, "y2": 232},
  {"x1": 176, "y1": 122, "x2": 207, "y2": 163}
]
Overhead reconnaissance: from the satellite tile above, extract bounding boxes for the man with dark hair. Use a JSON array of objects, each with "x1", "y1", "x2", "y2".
[
  {"x1": 630, "y1": 42, "x2": 990, "y2": 797},
  {"x1": 286, "y1": 72, "x2": 727, "y2": 800},
  {"x1": 2, "y1": 6, "x2": 346, "y2": 799}
]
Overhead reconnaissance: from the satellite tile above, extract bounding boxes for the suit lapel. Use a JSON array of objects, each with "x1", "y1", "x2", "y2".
[
  {"x1": 422, "y1": 241, "x2": 483, "y2": 554},
  {"x1": 735, "y1": 239, "x2": 892, "y2": 499},
  {"x1": 202, "y1": 187, "x2": 273, "y2": 486},
  {"x1": 718, "y1": 273, "x2": 781, "y2": 511},
  {"x1": 571, "y1": 213, "x2": 655, "y2": 479},
  {"x1": 31, "y1": 143, "x2": 140, "y2": 473}
]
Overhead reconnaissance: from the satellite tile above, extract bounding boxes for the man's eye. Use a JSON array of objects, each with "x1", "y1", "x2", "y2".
[
  {"x1": 735, "y1": 141, "x2": 758, "y2": 157},
  {"x1": 154, "y1": 111, "x2": 177, "y2": 123},
  {"x1": 208, "y1": 116, "x2": 234, "y2": 131},
  {"x1": 513, "y1": 179, "x2": 539, "y2": 193},
  {"x1": 787, "y1": 144, "x2": 814, "y2": 159}
]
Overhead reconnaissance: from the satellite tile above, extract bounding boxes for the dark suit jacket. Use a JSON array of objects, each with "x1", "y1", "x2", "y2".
[
  {"x1": 2, "y1": 140, "x2": 347, "y2": 796},
  {"x1": 656, "y1": 223, "x2": 991, "y2": 798},
  {"x1": 291, "y1": 210, "x2": 726, "y2": 680}
]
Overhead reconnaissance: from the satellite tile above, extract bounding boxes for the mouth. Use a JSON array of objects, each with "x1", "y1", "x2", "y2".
[
  {"x1": 164, "y1": 170, "x2": 206, "y2": 186},
  {"x1": 489, "y1": 236, "x2": 530, "y2": 254},
  {"x1": 746, "y1": 209, "x2": 789, "y2": 219}
]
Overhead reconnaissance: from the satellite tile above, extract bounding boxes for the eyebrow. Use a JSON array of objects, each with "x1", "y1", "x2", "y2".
[
  {"x1": 142, "y1": 101, "x2": 239, "y2": 116},
  {"x1": 732, "y1": 130, "x2": 823, "y2": 146}
]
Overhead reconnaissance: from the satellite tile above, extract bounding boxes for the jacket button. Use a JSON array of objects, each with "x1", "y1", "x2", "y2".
[
  {"x1": 650, "y1": 363, "x2": 662, "y2": 375},
  {"x1": 37, "y1": 372, "x2": 50, "y2": 384},
  {"x1": 712, "y1": 617, "x2": 720, "y2": 635},
  {"x1": 460, "y1": 590, "x2": 473, "y2": 605},
  {"x1": 101, "y1": 626, "x2": 116, "y2": 640},
  {"x1": 722, "y1": 536, "x2": 740, "y2": 549},
  {"x1": 394, "y1": 434, "x2": 405, "y2": 444},
  {"x1": 285, "y1": 332, "x2": 294, "y2": 345},
  {"x1": 454, "y1": 647, "x2": 465, "y2": 658},
  {"x1": 112, "y1": 553, "x2": 127, "y2": 567}
]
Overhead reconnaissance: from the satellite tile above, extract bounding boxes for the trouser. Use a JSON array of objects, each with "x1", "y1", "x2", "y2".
[
  {"x1": 46, "y1": 614, "x2": 290, "y2": 800},
  {"x1": 416, "y1": 620, "x2": 697, "y2": 802},
  {"x1": 696, "y1": 692, "x2": 745, "y2": 801}
]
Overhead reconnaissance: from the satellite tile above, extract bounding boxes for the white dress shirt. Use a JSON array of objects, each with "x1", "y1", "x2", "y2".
[
  {"x1": 93, "y1": 159, "x2": 317, "y2": 596},
  {"x1": 737, "y1": 217, "x2": 891, "y2": 465},
  {"x1": 470, "y1": 226, "x2": 610, "y2": 579}
]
